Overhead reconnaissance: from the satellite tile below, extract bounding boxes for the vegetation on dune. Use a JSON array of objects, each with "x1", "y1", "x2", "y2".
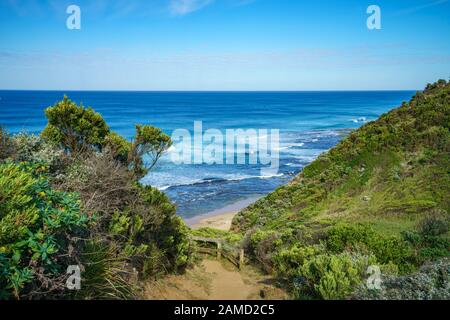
[
  {"x1": 1, "y1": 80, "x2": 449, "y2": 300},
  {"x1": 229, "y1": 80, "x2": 450, "y2": 299},
  {"x1": 0, "y1": 162, "x2": 89, "y2": 299},
  {"x1": 191, "y1": 227, "x2": 244, "y2": 245},
  {"x1": 0, "y1": 97, "x2": 191, "y2": 299},
  {"x1": 354, "y1": 258, "x2": 450, "y2": 300}
]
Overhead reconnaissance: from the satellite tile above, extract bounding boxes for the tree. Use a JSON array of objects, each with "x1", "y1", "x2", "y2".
[
  {"x1": 41, "y1": 96, "x2": 172, "y2": 178},
  {"x1": 128, "y1": 125, "x2": 172, "y2": 178},
  {"x1": 41, "y1": 96, "x2": 109, "y2": 153},
  {"x1": 103, "y1": 132, "x2": 132, "y2": 164}
]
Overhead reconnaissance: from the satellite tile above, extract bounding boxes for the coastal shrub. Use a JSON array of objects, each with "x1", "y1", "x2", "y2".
[
  {"x1": 141, "y1": 243, "x2": 167, "y2": 279},
  {"x1": 271, "y1": 243, "x2": 379, "y2": 299},
  {"x1": 0, "y1": 162, "x2": 90, "y2": 299},
  {"x1": 41, "y1": 96, "x2": 172, "y2": 178},
  {"x1": 42, "y1": 96, "x2": 109, "y2": 153},
  {"x1": 248, "y1": 230, "x2": 281, "y2": 272},
  {"x1": 0, "y1": 126, "x2": 14, "y2": 160},
  {"x1": 325, "y1": 223, "x2": 413, "y2": 272},
  {"x1": 127, "y1": 124, "x2": 172, "y2": 178},
  {"x1": 74, "y1": 240, "x2": 137, "y2": 300},
  {"x1": 12, "y1": 133, "x2": 64, "y2": 172},
  {"x1": 103, "y1": 131, "x2": 132, "y2": 165},
  {"x1": 272, "y1": 244, "x2": 324, "y2": 279},
  {"x1": 138, "y1": 186, "x2": 192, "y2": 272},
  {"x1": 354, "y1": 258, "x2": 450, "y2": 300},
  {"x1": 190, "y1": 227, "x2": 244, "y2": 245},
  {"x1": 1, "y1": 96, "x2": 191, "y2": 299},
  {"x1": 298, "y1": 251, "x2": 377, "y2": 300},
  {"x1": 56, "y1": 150, "x2": 137, "y2": 220},
  {"x1": 402, "y1": 215, "x2": 450, "y2": 265},
  {"x1": 418, "y1": 213, "x2": 449, "y2": 237},
  {"x1": 54, "y1": 143, "x2": 192, "y2": 277}
]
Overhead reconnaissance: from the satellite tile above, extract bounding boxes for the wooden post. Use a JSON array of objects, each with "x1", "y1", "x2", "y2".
[
  {"x1": 239, "y1": 249, "x2": 244, "y2": 269},
  {"x1": 217, "y1": 241, "x2": 222, "y2": 260}
]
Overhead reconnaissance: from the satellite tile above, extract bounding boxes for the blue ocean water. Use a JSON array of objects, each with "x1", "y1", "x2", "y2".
[{"x1": 0, "y1": 90, "x2": 415, "y2": 218}]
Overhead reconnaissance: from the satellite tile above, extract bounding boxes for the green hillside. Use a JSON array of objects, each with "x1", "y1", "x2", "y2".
[{"x1": 230, "y1": 80, "x2": 450, "y2": 299}]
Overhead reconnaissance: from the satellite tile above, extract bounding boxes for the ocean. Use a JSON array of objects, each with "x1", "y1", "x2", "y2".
[{"x1": 0, "y1": 90, "x2": 415, "y2": 219}]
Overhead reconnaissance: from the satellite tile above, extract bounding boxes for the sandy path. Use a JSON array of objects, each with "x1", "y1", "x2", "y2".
[{"x1": 145, "y1": 259, "x2": 287, "y2": 300}]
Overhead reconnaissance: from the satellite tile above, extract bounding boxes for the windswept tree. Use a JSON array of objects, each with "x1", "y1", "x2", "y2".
[
  {"x1": 41, "y1": 96, "x2": 109, "y2": 153},
  {"x1": 128, "y1": 124, "x2": 172, "y2": 178},
  {"x1": 41, "y1": 96, "x2": 172, "y2": 178}
]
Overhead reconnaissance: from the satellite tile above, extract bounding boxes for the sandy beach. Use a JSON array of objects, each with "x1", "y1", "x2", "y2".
[
  {"x1": 191, "y1": 211, "x2": 237, "y2": 231},
  {"x1": 186, "y1": 196, "x2": 260, "y2": 231}
]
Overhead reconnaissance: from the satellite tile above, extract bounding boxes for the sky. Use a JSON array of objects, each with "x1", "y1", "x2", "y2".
[{"x1": 0, "y1": 0, "x2": 449, "y2": 90}]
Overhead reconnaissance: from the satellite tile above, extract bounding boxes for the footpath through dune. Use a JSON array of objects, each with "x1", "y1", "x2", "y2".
[{"x1": 145, "y1": 258, "x2": 287, "y2": 300}]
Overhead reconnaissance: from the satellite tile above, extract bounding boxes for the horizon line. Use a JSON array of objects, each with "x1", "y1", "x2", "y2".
[{"x1": 0, "y1": 89, "x2": 420, "y2": 93}]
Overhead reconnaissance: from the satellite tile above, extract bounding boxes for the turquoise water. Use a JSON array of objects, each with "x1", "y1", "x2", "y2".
[{"x1": 0, "y1": 90, "x2": 415, "y2": 218}]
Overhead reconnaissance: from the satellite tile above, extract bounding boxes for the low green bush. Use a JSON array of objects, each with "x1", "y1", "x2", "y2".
[
  {"x1": 190, "y1": 227, "x2": 244, "y2": 244},
  {"x1": 0, "y1": 162, "x2": 89, "y2": 299},
  {"x1": 402, "y1": 216, "x2": 450, "y2": 265},
  {"x1": 296, "y1": 250, "x2": 376, "y2": 300},
  {"x1": 325, "y1": 223, "x2": 413, "y2": 272},
  {"x1": 11, "y1": 133, "x2": 65, "y2": 173}
]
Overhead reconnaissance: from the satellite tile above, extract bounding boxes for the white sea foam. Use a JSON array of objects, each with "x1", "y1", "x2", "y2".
[
  {"x1": 350, "y1": 117, "x2": 368, "y2": 124},
  {"x1": 152, "y1": 172, "x2": 284, "y2": 191}
]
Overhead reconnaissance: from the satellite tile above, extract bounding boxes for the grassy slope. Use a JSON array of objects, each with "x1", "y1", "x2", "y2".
[{"x1": 232, "y1": 80, "x2": 449, "y2": 239}]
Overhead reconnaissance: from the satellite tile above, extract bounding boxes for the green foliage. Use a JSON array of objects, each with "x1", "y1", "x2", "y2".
[
  {"x1": 141, "y1": 186, "x2": 192, "y2": 271},
  {"x1": 74, "y1": 240, "x2": 137, "y2": 300},
  {"x1": 273, "y1": 244, "x2": 324, "y2": 279},
  {"x1": 299, "y1": 251, "x2": 376, "y2": 300},
  {"x1": 1, "y1": 97, "x2": 188, "y2": 300},
  {"x1": 103, "y1": 131, "x2": 132, "y2": 164},
  {"x1": 230, "y1": 80, "x2": 450, "y2": 299},
  {"x1": 190, "y1": 227, "x2": 244, "y2": 245},
  {"x1": 0, "y1": 126, "x2": 14, "y2": 160},
  {"x1": 0, "y1": 162, "x2": 89, "y2": 299},
  {"x1": 418, "y1": 214, "x2": 449, "y2": 237},
  {"x1": 41, "y1": 96, "x2": 172, "y2": 178},
  {"x1": 233, "y1": 79, "x2": 450, "y2": 231},
  {"x1": 402, "y1": 215, "x2": 450, "y2": 265},
  {"x1": 325, "y1": 223, "x2": 413, "y2": 272},
  {"x1": 128, "y1": 124, "x2": 172, "y2": 178},
  {"x1": 105, "y1": 185, "x2": 193, "y2": 277},
  {"x1": 12, "y1": 133, "x2": 64, "y2": 171},
  {"x1": 42, "y1": 96, "x2": 109, "y2": 153},
  {"x1": 354, "y1": 258, "x2": 450, "y2": 300}
]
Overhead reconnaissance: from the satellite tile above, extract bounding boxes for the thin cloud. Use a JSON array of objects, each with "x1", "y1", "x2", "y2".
[
  {"x1": 169, "y1": 0, "x2": 214, "y2": 16},
  {"x1": 395, "y1": 0, "x2": 449, "y2": 16}
]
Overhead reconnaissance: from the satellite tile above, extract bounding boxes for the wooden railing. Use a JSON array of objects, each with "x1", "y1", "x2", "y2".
[{"x1": 191, "y1": 236, "x2": 245, "y2": 269}]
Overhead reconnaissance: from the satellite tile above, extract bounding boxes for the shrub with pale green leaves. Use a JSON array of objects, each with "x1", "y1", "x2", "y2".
[
  {"x1": 12, "y1": 133, "x2": 64, "y2": 170},
  {"x1": 354, "y1": 258, "x2": 450, "y2": 300},
  {"x1": 299, "y1": 251, "x2": 377, "y2": 300}
]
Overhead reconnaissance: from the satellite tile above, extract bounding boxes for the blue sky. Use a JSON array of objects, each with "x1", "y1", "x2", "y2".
[{"x1": 0, "y1": 0, "x2": 449, "y2": 90}]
